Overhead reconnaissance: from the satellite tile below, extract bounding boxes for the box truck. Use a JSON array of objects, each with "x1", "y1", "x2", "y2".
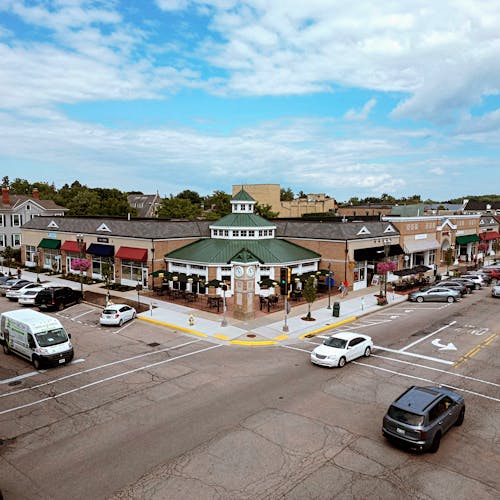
[{"x1": 1, "y1": 309, "x2": 74, "y2": 370}]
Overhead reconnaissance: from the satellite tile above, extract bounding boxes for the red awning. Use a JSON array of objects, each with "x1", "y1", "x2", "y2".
[
  {"x1": 61, "y1": 240, "x2": 86, "y2": 253},
  {"x1": 115, "y1": 246, "x2": 148, "y2": 262},
  {"x1": 480, "y1": 231, "x2": 500, "y2": 241}
]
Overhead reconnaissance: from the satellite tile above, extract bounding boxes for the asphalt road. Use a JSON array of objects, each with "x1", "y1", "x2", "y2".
[{"x1": 0, "y1": 288, "x2": 499, "y2": 499}]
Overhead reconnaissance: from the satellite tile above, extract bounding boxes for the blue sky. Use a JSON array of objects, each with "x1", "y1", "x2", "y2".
[{"x1": 1, "y1": 0, "x2": 499, "y2": 202}]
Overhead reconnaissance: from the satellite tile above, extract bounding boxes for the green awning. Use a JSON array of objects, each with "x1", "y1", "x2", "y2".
[
  {"x1": 456, "y1": 234, "x2": 480, "y2": 245},
  {"x1": 38, "y1": 238, "x2": 61, "y2": 249}
]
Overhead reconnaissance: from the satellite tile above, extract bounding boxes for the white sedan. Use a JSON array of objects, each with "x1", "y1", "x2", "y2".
[
  {"x1": 100, "y1": 304, "x2": 137, "y2": 326},
  {"x1": 6, "y1": 282, "x2": 43, "y2": 301},
  {"x1": 17, "y1": 286, "x2": 47, "y2": 306},
  {"x1": 311, "y1": 331, "x2": 373, "y2": 368}
]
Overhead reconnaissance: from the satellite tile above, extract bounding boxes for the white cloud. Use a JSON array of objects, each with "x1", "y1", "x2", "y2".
[
  {"x1": 344, "y1": 99, "x2": 377, "y2": 121},
  {"x1": 429, "y1": 167, "x2": 445, "y2": 175}
]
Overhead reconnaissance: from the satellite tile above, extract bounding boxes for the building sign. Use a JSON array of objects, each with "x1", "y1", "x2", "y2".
[
  {"x1": 97, "y1": 237, "x2": 109, "y2": 243},
  {"x1": 48, "y1": 232, "x2": 57, "y2": 238}
]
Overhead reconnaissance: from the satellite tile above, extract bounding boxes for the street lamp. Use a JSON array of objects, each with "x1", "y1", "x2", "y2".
[
  {"x1": 383, "y1": 239, "x2": 391, "y2": 298},
  {"x1": 327, "y1": 263, "x2": 332, "y2": 309},
  {"x1": 34, "y1": 252, "x2": 40, "y2": 283},
  {"x1": 76, "y1": 234, "x2": 84, "y2": 297},
  {"x1": 221, "y1": 281, "x2": 227, "y2": 327}
]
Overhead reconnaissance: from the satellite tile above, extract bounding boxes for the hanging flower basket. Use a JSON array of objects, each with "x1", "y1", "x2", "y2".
[{"x1": 71, "y1": 258, "x2": 90, "y2": 271}]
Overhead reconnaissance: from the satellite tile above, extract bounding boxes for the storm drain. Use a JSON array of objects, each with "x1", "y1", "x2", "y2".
[
  {"x1": 246, "y1": 334, "x2": 256, "y2": 338},
  {"x1": 148, "y1": 342, "x2": 160, "y2": 347}
]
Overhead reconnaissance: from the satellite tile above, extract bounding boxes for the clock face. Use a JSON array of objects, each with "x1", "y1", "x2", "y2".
[
  {"x1": 235, "y1": 266, "x2": 244, "y2": 278},
  {"x1": 246, "y1": 266, "x2": 255, "y2": 278}
]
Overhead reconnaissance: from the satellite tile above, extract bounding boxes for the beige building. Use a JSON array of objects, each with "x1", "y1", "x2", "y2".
[{"x1": 232, "y1": 184, "x2": 337, "y2": 218}]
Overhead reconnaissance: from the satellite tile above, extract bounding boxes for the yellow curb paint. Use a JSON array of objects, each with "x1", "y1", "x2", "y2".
[
  {"x1": 214, "y1": 334, "x2": 230, "y2": 340},
  {"x1": 138, "y1": 316, "x2": 208, "y2": 338},
  {"x1": 299, "y1": 316, "x2": 357, "y2": 339},
  {"x1": 274, "y1": 334, "x2": 289, "y2": 341},
  {"x1": 230, "y1": 340, "x2": 277, "y2": 346}
]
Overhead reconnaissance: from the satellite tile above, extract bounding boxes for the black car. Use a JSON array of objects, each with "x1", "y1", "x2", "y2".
[{"x1": 35, "y1": 286, "x2": 83, "y2": 311}]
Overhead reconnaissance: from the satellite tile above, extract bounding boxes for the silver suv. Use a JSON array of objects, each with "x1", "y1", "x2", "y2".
[{"x1": 382, "y1": 386, "x2": 465, "y2": 453}]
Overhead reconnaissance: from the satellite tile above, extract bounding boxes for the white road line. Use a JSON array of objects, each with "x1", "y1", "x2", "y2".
[
  {"x1": 282, "y1": 345, "x2": 311, "y2": 353},
  {"x1": 71, "y1": 309, "x2": 96, "y2": 320},
  {"x1": 0, "y1": 344, "x2": 223, "y2": 415},
  {"x1": 371, "y1": 354, "x2": 500, "y2": 388},
  {"x1": 352, "y1": 361, "x2": 500, "y2": 403},
  {"x1": 0, "y1": 339, "x2": 202, "y2": 399},
  {"x1": 0, "y1": 372, "x2": 40, "y2": 385},
  {"x1": 399, "y1": 321, "x2": 456, "y2": 352},
  {"x1": 374, "y1": 346, "x2": 454, "y2": 365}
]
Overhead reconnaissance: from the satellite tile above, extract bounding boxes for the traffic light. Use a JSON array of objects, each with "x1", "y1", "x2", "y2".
[{"x1": 280, "y1": 267, "x2": 289, "y2": 295}]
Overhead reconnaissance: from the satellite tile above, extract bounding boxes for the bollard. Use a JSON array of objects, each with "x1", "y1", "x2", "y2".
[
  {"x1": 332, "y1": 301, "x2": 340, "y2": 317},
  {"x1": 188, "y1": 314, "x2": 195, "y2": 326}
]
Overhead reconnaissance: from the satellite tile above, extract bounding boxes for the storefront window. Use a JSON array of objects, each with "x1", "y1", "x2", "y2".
[{"x1": 121, "y1": 259, "x2": 143, "y2": 282}]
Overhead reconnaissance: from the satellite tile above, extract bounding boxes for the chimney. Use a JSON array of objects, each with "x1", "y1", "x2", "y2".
[
  {"x1": 32, "y1": 188, "x2": 40, "y2": 200},
  {"x1": 2, "y1": 187, "x2": 9, "y2": 205}
]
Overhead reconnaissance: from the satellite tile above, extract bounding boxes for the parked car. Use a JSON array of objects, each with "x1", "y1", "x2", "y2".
[
  {"x1": 432, "y1": 281, "x2": 468, "y2": 295},
  {"x1": 0, "y1": 278, "x2": 31, "y2": 296},
  {"x1": 35, "y1": 286, "x2": 83, "y2": 311},
  {"x1": 6, "y1": 282, "x2": 40, "y2": 301},
  {"x1": 99, "y1": 304, "x2": 137, "y2": 326},
  {"x1": 459, "y1": 275, "x2": 485, "y2": 288},
  {"x1": 18, "y1": 286, "x2": 47, "y2": 306},
  {"x1": 408, "y1": 286, "x2": 461, "y2": 303},
  {"x1": 492, "y1": 284, "x2": 500, "y2": 298},
  {"x1": 445, "y1": 277, "x2": 476, "y2": 292},
  {"x1": 465, "y1": 270, "x2": 491, "y2": 284},
  {"x1": 382, "y1": 385, "x2": 465, "y2": 453},
  {"x1": 310, "y1": 331, "x2": 373, "y2": 368}
]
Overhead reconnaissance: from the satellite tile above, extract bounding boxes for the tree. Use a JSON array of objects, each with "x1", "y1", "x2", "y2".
[
  {"x1": 303, "y1": 275, "x2": 317, "y2": 320},
  {"x1": 254, "y1": 203, "x2": 279, "y2": 219},
  {"x1": 204, "y1": 190, "x2": 231, "y2": 218},
  {"x1": 158, "y1": 196, "x2": 201, "y2": 219},
  {"x1": 280, "y1": 187, "x2": 294, "y2": 201},
  {"x1": 297, "y1": 190, "x2": 307, "y2": 199},
  {"x1": 178, "y1": 189, "x2": 202, "y2": 206},
  {"x1": 444, "y1": 247, "x2": 455, "y2": 275}
]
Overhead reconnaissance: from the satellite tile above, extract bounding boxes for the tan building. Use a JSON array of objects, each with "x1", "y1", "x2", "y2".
[
  {"x1": 336, "y1": 204, "x2": 393, "y2": 218},
  {"x1": 232, "y1": 184, "x2": 337, "y2": 218}
]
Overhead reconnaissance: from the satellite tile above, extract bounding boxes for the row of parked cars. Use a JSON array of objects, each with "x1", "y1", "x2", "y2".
[
  {"x1": 0, "y1": 274, "x2": 137, "y2": 325},
  {"x1": 408, "y1": 264, "x2": 500, "y2": 303}
]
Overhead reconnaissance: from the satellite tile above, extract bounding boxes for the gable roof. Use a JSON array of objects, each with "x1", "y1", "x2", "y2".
[{"x1": 1, "y1": 195, "x2": 67, "y2": 212}]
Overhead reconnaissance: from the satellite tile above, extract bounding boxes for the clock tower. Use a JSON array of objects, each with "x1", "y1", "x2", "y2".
[{"x1": 232, "y1": 258, "x2": 256, "y2": 321}]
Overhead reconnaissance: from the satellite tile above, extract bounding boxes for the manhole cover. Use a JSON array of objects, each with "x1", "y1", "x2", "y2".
[
  {"x1": 8, "y1": 380, "x2": 22, "y2": 387},
  {"x1": 148, "y1": 342, "x2": 160, "y2": 347},
  {"x1": 246, "y1": 334, "x2": 256, "y2": 338}
]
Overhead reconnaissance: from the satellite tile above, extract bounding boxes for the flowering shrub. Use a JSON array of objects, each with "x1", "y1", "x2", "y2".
[
  {"x1": 377, "y1": 261, "x2": 398, "y2": 274},
  {"x1": 71, "y1": 258, "x2": 90, "y2": 271}
]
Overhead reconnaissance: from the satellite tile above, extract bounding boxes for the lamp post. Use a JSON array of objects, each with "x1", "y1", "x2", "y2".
[
  {"x1": 221, "y1": 282, "x2": 227, "y2": 327},
  {"x1": 76, "y1": 234, "x2": 84, "y2": 297},
  {"x1": 383, "y1": 239, "x2": 391, "y2": 298},
  {"x1": 327, "y1": 263, "x2": 332, "y2": 309},
  {"x1": 34, "y1": 252, "x2": 40, "y2": 283}
]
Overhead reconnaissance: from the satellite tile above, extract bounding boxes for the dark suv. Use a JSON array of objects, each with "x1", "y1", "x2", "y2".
[
  {"x1": 35, "y1": 286, "x2": 83, "y2": 311},
  {"x1": 382, "y1": 386, "x2": 465, "y2": 453}
]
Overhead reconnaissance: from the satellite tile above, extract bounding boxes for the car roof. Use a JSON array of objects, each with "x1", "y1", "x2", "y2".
[
  {"x1": 392, "y1": 386, "x2": 445, "y2": 414},
  {"x1": 330, "y1": 331, "x2": 366, "y2": 341},
  {"x1": 104, "y1": 303, "x2": 129, "y2": 310}
]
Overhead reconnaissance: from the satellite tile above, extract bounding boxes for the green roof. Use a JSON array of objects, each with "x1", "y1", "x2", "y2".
[
  {"x1": 212, "y1": 213, "x2": 274, "y2": 228},
  {"x1": 232, "y1": 189, "x2": 255, "y2": 202},
  {"x1": 165, "y1": 238, "x2": 320, "y2": 264}
]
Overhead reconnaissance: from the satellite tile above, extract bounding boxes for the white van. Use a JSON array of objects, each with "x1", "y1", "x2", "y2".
[{"x1": 1, "y1": 309, "x2": 74, "y2": 370}]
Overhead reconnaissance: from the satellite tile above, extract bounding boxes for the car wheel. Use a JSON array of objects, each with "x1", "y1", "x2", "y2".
[
  {"x1": 77, "y1": 297, "x2": 82, "y2": 304},
  {"x1": 416, "y1": 296, "x2": 424, "y2": 303},
  {"x1": 3, "y1": 343, "x2": 10, "y2": 355},
  {"x1": 429, "y1": 432, "x2": 441, "y2": 453},
  {"x1": 364, "y1": 346, "x2": 371, "y2": 357},
  {"x1": 119, "y1": 318, "x2": 123, "y2": 327},
  {"x1": 455, "y1": 407, "x2": 465, "y2": 426},
  {"x1": 338, "y1": 357, "x2": 346, "y2": 368},
  {"x1": 132, "y1": 312, "x2": 136, "y2": 319},
  {"x1": 58, "y1": 302, "x2": 65, "y2": 311},
  {"x1": 474, "y1": 284, "x2": 479, "y2": 290},
  {"x1": 447, "y1": 296, "x2": 455, "y2": 303},
  {"x1": 33, "y1": 356, "x2": 42, "y2": 370}
]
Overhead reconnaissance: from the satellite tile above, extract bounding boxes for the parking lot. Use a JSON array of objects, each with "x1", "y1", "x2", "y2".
[{"x1": 0, "y1": 287, "x2": 499, "y2": 499}]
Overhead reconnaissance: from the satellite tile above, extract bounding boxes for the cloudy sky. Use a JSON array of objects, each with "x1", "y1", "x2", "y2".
[{"x1": 1, "y1": 0, "x2": 500, "y2": 201}]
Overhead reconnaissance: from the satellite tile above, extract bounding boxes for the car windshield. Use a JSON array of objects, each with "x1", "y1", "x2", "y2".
[
  {"x1": 324, "y1": 337, "x2": 347, "y2": 349},
  {"x1": 35, "y1": 328, "x2": 69, "y2": 347},
  {"x1": 103, "y1": 308, "x2": 117, "y2": 315},
  {"x1": 388, "y1": 406, "x2": 425, "y2": 426}
]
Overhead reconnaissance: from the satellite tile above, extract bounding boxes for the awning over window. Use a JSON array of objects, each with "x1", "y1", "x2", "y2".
[
  {"x1": 404, "y1": 239, "x2": 440, "y2": 253},
  {"x1": 115, "y1": 246, "x2": 148, "y2": 262},
  {"x1": 479, "y1": 231, "x2": 499, "y2": 241},
  {"x1": 38, "y1": 238, "x2": 61, "y2": 249},
  {"x1": 87, "y1": 243, "x2": 115, "y2": 257},
  {"x1": 61, "y1": 240, "x2": 87, "y2": 253},
  {"x1": 354, "y1": 244, "x2": 404, "y2": 261},
  {"x1": 456, "y1": 234, "x2": 480, "y2": 245}
]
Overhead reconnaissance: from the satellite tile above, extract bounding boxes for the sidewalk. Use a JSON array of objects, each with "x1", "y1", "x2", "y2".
[{"x1": 18, "y1": 269, "x2": 408, "y2": 345}]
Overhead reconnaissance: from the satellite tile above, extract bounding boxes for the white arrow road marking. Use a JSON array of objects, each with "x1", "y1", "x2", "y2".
[{"x1": 431, "y1": 338, "x2": 457, "y2": 350}]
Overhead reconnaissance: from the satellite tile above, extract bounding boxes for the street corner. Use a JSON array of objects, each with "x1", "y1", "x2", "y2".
[{"x1": 299, "y1": 316, "x2": 358, "y2": 339}]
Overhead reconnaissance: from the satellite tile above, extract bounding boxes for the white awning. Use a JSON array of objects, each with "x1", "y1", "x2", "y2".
[{"x1": 404, "y1": 239, "x2": 440, "y2": 253}]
